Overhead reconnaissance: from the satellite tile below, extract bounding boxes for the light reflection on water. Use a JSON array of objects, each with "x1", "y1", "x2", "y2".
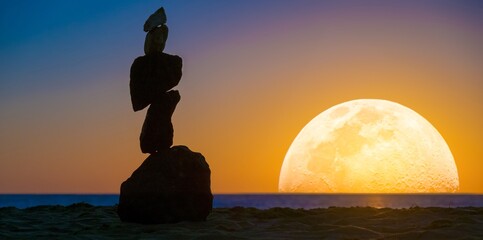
[
  {"x1": 213, "y1": 194, "x2": 483, "y2": 209},
  {"x1": 369, "y1": 195, "x2": 384, "y2": 209}
]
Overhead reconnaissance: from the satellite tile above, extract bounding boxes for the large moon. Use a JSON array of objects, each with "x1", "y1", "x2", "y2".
[{"x1": 279, "y1": 99, "x2": 459, "y2": 193}]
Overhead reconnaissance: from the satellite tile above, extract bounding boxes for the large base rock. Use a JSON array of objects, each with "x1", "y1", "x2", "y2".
[{"x1": 118, "y1": 146, "x2": 213, "y2": 224}]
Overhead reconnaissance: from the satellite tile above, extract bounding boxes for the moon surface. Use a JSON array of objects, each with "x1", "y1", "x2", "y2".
[{"x1": 279, "y1": 99, "x2": 459, "y2": 193}]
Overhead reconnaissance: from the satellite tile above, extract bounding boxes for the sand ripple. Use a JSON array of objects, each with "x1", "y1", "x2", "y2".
[{"x1": 0, "y1": 203, "x2": 482, "y2": 239}]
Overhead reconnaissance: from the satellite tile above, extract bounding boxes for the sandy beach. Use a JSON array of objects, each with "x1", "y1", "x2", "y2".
[{"x1": 0, "y1": 203, "x2": 482, "y2": 239}]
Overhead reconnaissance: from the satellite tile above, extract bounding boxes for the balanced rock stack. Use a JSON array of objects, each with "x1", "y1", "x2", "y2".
[{"x1": 118, "y1": 7, "x2": 213, "y2": 224}]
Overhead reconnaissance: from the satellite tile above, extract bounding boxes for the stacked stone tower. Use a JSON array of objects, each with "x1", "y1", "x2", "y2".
[{"x1": 118, "y1": 7, "x2": 213, "y2": 224}]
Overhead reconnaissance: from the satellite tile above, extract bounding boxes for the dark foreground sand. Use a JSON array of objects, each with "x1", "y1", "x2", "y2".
[{"x1": 1, "y1": 204, "x2": 482, "y2": 240}]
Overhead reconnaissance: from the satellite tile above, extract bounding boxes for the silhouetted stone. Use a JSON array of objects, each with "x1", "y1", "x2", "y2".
[
  {"x1": 118, "y1": 146, "x2": 213, "y2": 224},
  {"x1": 144, "y1": 7, "x2": 167, "y2": 32},
  {"x1": 140, "y1": 90, "x2": 180, "y2": 153},
  {"x1": 121, "y1": 6, "x2": 213, "y2": 224},
  {"x1": 144, "y1": 25, "x2": 169, "y2": 54},
  {"x1": 129, "y1": 53, "x2": 182, "y2": 111}
]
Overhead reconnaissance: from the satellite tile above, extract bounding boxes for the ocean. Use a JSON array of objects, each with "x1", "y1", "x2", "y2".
[{"x1": 1, "y1": 194, "x2": 482, "y2": 209}]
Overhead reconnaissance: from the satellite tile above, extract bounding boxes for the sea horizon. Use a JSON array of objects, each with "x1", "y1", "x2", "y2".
[{"x1": 2, "y1": 193, "x2": 482, "y2": 209}]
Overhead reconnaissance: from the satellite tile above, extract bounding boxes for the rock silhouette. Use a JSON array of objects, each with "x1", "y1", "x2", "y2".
[
  {"x1": 143, "y1": 7, "x2": 167, "y2": 32},
  {"x1": 144, "y1": 25, "x2": 169, "y2": 55},
  {"x1": 130, "y1": 52, "x2": 182, "y2": 112},
  {"x1": 119, "y1": 7, "x2": 213, "y2": 224},
  {"x1": 140, "y1": 90, "x2": 180, "y2": 153},
  {"x1": 118, "y1": 146, "x2": 212, "y2": 224}
]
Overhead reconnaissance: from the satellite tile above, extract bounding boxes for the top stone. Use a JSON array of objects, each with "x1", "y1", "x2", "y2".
[{"x1": 144, "y1": 7, "x2": 167, "y2": 32}]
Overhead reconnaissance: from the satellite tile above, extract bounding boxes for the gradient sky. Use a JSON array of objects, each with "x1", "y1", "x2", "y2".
[{"x1": 1, "y1": 0, "x2": 482, "y2": 193}]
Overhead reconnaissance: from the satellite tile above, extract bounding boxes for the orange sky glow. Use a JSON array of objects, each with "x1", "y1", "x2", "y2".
[{"x1": 0, "y1": 1, "x2": 482, "y2": 193}]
